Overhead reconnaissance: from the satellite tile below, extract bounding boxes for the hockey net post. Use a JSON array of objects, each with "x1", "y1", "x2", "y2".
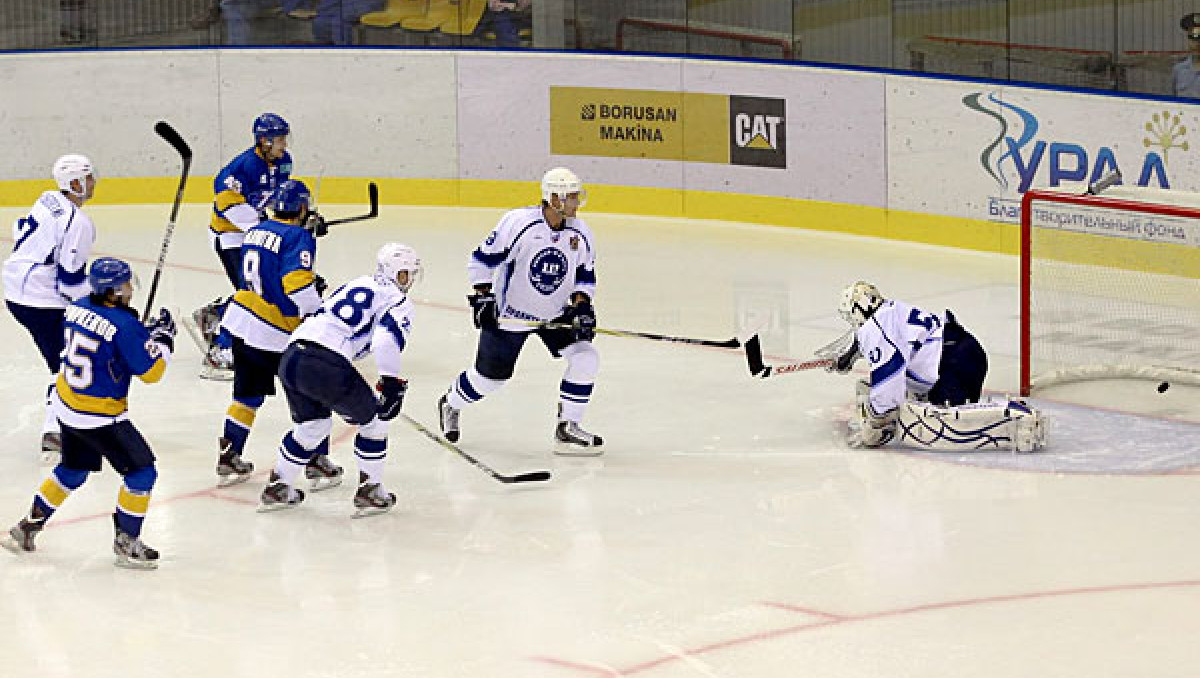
[{"x1": 1020, "y1": 183, "x2": 1200, "y2": 395}]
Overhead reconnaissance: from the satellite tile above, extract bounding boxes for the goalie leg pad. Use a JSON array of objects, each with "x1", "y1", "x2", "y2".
[{"x1": 897, "y1": 400, "x2": 1046, "y2": 453}]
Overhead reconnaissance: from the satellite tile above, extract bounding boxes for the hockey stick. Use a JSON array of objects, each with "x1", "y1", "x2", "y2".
[
  {"x1": 324, "y1": 182, "x2": 379, "y2": 227},
  {"x1": 142, "y1": 121, "x2": 192, "y2": 319},
  {"x1": 1086, "y1": 169, "x2": 1122, "y2": 195},
  {"x1": 743, "y1": 334, "x2": 832, "y2": 378},
  {"x1": 399, "y1": 413, "x2": 552, "y2": 484},
  {"x1": 503, "y1": 319, "x2": 740, "y2": 349}
]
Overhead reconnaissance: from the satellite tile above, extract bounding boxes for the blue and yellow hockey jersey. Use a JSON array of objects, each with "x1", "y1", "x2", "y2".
[
  {"x1": 209, "y1": 147, "x2": 293, "y2": 247},
  {"x1": 51, "y1": 298, "x2": 169, "y2": 429},
  {"x1": 221, "y1": 219, "x2": 320, "y2": 352}
]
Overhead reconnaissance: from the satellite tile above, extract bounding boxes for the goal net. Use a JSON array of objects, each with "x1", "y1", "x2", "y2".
[{"x1": 1020, "y1": 184, "x2": 1200, "y2": 395}]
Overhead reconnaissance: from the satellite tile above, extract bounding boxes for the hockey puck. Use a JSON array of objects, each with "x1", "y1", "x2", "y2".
[{"x1": 1157, "y1": 381, "x2": 1170, "y2": 393}]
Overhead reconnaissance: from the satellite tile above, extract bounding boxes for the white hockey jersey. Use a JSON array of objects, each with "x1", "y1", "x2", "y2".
[
  {"x1": 2, "y1": 191, "x2": 95, "y2": 308},
  {"x1": 856, "y1": 299, "x2": 945, "y2": 416},
  {"x1": 289, "y1": 274, "x2": 413, "y2": 377},
  {"x1": 467, "y1": 206, "x2": 597, "y2": 328}
]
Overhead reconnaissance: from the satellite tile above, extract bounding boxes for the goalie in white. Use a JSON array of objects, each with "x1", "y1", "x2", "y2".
[{"x1": 831, "y1": 281, "x2": 1045, "y2": 453}]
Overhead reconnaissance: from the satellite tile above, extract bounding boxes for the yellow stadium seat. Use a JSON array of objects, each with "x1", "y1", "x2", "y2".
[
  {"x1": 361, "y1": 0, "x2": 428, "y2": 28},
  {"x1": 438, "y1": 0, "x2": 487, "y2": 36},
  {"x1": 402, "y1": 0, "x2": 456, "y2": 31}
]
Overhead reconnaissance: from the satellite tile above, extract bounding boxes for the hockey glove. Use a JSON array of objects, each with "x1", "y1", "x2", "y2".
[
  {"x1": 144, "y1": 307, "x2": 177, "y2": 353},
  {"x1": 828, "y1": 338, "x2": 861, "y2": 374},
  {"x1": 554, "y1": 302, "x2": 596, "y2": 342},
  {"x1": 303, "y1": 211, "x2": 328, "y2": 238},
  {"x1": 376, "y1": 376, "x2": 408, "y2": 421},
  {"x1": 314, "y1": 274, "x2": 328, "y2": 297},
  {"x1": 468, "y1": 290, "x2": 498, "y2": 330}
]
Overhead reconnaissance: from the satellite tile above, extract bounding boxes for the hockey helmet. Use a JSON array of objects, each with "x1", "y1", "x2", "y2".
[
  {"x1": 89, "y1": 257, "x2": 133, "y2": 296},
  {"x1": 271, "y1": 179, "x2": 312, "y2": 218},
  {"x1": 375, "y1": 242, "x2": 422, "y2": 292},
  {"x1": 53, "y1": 154, "x2": 95, "y2": 196},
  {"x1": 253, "y1": 113, "x2": 290, "y2": 140},
  {"x1": 838, "y1": 281, "x2": 884, "y2": 328},
  {"x1": 541, "y1": 167, "x2": 587, "y2": 207}
]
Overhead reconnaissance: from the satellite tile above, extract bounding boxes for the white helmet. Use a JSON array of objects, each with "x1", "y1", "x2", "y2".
[
  {"x1": 838, "y1": 281, "x2": 884, "y2": 327},
  {"x1": 375, "y1": 242, "x2": 422, "y2": 293},
  {"x1": 53, "y1": 154, "x2": 95, "y2": 197},
  {"x1": 541, "y1": 167, "x2": 587, "y2": 207}
]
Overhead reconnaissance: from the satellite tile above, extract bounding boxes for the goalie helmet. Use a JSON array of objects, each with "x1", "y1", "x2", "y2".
[
  {"x1": 53, "y1": 154, "x2": 94, "y2": 196},
  {"x1": 88, "y1": 257, "x2": 133, "y2": 296},
  {"x1": 838, "y1": 281, "x2": 884, "y2": 328},
  {"x1": 375, "y1": 242, "x2": 422, "y2": 293},
  {"x1": 541, "y1": 167, "x2": 587, "y2": 207}
]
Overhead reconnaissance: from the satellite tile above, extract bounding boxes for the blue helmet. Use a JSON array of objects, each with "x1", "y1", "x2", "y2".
[
  {"x1": 89, "y1": 257, "x2": 133, "y2": 295},
  {"x1": 271, "y1": 179, "x2": 311, "y2": 216},
  {"x1": 253, "y1": 113, "x2": 289, "y2": 141}
]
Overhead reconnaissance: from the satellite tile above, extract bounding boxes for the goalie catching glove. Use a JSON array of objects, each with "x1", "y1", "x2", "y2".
[{"x1": 375, "y1": 376, "x2": 408, "y2": 421}]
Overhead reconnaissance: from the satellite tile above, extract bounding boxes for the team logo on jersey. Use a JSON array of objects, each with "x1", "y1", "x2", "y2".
[
  {"x1": 569, "y1": 235, "x2": 579, "y2": 251},
  {"x1": 529, "y1": 247, "x2": 569, "y2": 295}
]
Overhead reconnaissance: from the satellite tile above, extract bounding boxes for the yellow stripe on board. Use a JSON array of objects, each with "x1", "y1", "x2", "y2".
[{"x1": 3, "y1": 176, "x2": 1195, "y2": 278}]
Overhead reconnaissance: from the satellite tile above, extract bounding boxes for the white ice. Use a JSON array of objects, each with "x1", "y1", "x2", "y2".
[{"x1": 1, "y1": 203, "x2": 1198, "y2": 678}]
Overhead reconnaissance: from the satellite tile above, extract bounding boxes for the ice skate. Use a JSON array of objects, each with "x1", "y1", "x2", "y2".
[
  {"x1": 554, "y1": 420, "x2": 604, "y2": 456},
  {"x1": 258, "y1": 473, "x2": 306, "y2": 512},
  {"x1": 438, "y1": 394, "x2": 461, "y2": 443},
  {"x1": 113, "y1": 517, "x2": 159, "y2": 570},
  {"x1": 216, "y1": 437, "x2": 254, "y2": 487},
  {"x1": 200, "y1": 345, "x2": 234, "y2": 381},
  {"x1": 352, "y1": 472, "x2": 396, "y2": 518},
  {"x1": 40, "y1": 432, "x2": 62, "y2": 466},
  {"x1": 0, "y1": 516, "x2": 46, "y2": 554},
  {"x1": 305, "y1": 454, "x2": 344, "y2": 492}
]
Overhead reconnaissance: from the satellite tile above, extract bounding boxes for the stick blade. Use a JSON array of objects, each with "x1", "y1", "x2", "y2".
[
  {"x1": 154, "y1": 121, "x2": 192, "y2": 160},
  {"x1": 504, "y1": 470, "x2": 553, "y2": 483},
  {"x1": 367, "y1": 182, "x2": 379, "y2": 217},
  {"x1": 744, "y1": 334, "x2": 768, "y2": 377}
]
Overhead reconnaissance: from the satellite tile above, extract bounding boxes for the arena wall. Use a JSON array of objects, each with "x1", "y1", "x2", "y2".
[{"x1": 1, "y1": 48, "x2": 1198, "y2": 255}]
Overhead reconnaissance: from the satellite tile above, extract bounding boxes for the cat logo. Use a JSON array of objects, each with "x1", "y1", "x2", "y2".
[{"x1": 729, "y1": 96, "x2": 786, "y2": 169}]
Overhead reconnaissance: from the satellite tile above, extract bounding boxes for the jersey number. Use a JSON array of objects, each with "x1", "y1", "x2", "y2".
[
  {"x1": 242, "y1": 250, "x2": 263, "y2": 294},
  {"x1": 907, "y1": 309, "x2": 941, "y2": 332},
  {"x1": 62, "y1": 329, "x2": 100, "y2": 390},
  {"x1": 13, "y1": 215, "x2": 39, "y2": 253},
  {"x1": 330, "y1": 287, "x2": 375, "y2": 326}
]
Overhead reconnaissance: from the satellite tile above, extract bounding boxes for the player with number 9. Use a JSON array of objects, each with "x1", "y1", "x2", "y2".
[{"x1": 211, "y1": 179, "x2": 331, "y2": 488}]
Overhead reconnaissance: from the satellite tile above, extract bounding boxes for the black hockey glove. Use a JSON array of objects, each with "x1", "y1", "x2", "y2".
[
  {"x1": 828, "y1": 338, "x2": 861, "y2": 374},
  {"x1": 468, "y1": 290, "x2": 498, "y2": 330},
  {"x1": 314, "y1": 274, "x2": 328, "y2": 297},
  {"x1": 376, "y1": 376, "x2": 408, "y2": 421},
  {"x1": 144, "y1": 307, "x2": 177, "y2": 353},
  {"x1": 303, "y1": 211, "x2": 328, "y2": 238},
  {"x1": 555, "y1": 302, "x2": 596, "y2": 342}
]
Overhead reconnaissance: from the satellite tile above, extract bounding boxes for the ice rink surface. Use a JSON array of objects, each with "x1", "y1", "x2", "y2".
[{"x1": 1, "y1": 202, "x2": 1198, "y2": 678}]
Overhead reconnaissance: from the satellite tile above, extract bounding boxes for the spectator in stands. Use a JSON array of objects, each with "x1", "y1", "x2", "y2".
[
  {"x1": 477, "y1": 0, "x2": 531, "y2": 48},
  {"x1": 1173, "y1": 13, "x2": 1200, "y2": 97},
  {"x1": 312, "y1": 0, "x2": 385, "y2": 45},
  {"x1": 60, "y1": 0, "x2": 95, "y2": 44},
  {"x1": 220, "y1": 0, "x2": 305, "y2": 45}
]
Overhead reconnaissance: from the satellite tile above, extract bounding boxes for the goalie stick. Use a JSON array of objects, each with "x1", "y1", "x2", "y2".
[
  {"x1": 503, "y1": 319, "x2": 740, "y2": 349},
  {"x1": 324, "y1": 182, "x2": 379, "y2": 227},
  {"x1": 743, "y1": 334, "x2": 833, "y2": 378},
  {"x1": 399, "y1": 413, "x2": 552, "y2": 484},
  {"x1": 142, "y1": 121, "x2": 192, "y2": 319}
]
